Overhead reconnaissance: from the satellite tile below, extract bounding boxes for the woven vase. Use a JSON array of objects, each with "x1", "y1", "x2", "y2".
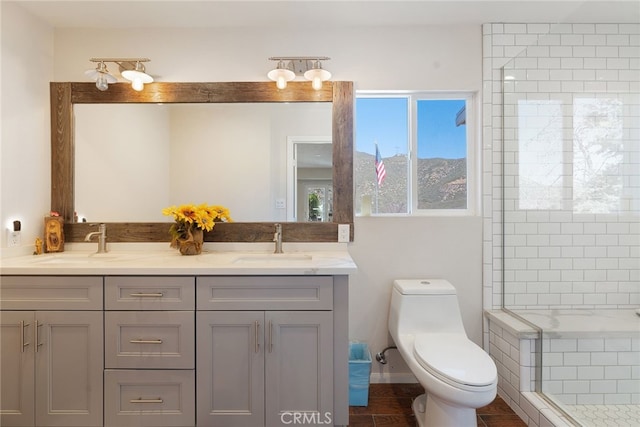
[{"x1": 177, "y1": 226, "x2": 204, "y2": 255}]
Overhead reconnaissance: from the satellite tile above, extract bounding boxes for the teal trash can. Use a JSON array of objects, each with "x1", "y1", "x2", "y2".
[{"x1": 348, "y1": 342, "x2": 372, "y2": 406}]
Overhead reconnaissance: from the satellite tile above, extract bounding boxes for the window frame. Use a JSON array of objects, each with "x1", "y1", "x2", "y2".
[{"x1": 356, "y1": 90, "x2": 479, "y2": 217}]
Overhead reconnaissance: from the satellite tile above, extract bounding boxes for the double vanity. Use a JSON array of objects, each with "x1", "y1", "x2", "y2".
[
  {"x1": 0, "y1": 248, "x2": 356, "y2": 427},
  {"x1": 0, "y1": 78, "x2": 357, "y2": 427}
]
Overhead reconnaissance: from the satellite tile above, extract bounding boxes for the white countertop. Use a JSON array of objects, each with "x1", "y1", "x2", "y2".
[{"x1": 0, "y1": 246, "x2": 357, "y2": 276}]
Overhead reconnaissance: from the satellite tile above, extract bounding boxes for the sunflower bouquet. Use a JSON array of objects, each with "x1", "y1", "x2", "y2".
[{"x1": 162, "y1": 203, "x2": 232, "y2": 255}]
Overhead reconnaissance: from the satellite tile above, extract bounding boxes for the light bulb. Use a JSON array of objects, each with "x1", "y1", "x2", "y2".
[
  {"x1": 132, "y1": 78, "x2": 144, "y2": 91},
  {"x1": 276, "y1": 75, "x2": 287, "y2": 90},
  {"x1": 95, "y1": 74, "x2": 109, "y2": 91},
  {"x1": 312, "y1": 76, "x2": 323, "y2": 90}
]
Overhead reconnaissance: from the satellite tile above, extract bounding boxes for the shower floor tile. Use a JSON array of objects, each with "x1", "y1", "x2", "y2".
[{"x1": 569, "y1": 404, "x2": 640, "y2": 427}]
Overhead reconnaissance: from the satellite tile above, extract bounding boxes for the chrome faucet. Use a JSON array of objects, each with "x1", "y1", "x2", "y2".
[
  {"x1": 273, "y1": 223, "x2": 283, "y2": 254},
  {"x1": 84, "y1": 223, "x2": 107, "y2": 253}
]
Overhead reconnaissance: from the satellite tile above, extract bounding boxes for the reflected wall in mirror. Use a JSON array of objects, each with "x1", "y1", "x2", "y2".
[
  {"x1": 50, "y1": 81, "x2": 354, "y2": 242},
  {"x1": 75, "y1": 103, "x2": 331, "y2": 222}
]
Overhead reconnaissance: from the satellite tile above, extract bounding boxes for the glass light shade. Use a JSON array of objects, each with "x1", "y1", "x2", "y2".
[
  {"x1": 121, "y1": 69, "x2": 154, "y2": 84},
  {"x1": 121, "y1": 61, "x2": 153, "y2": 88},
  {"x1": 304, "y1": 67, "x2": 331, "y2": 90},
  {"x1": 267, "y1": 62, "x2": 295, "y2": 90},
  {"x1": 84, "y1": 62, "x2": 117, "y2": 88},
  {"x1": 122, "y1": 65, "x2": 153, "y2": 91},
  {"x1": 95, "y1": 74, "x2": 109, "y2": 91}
]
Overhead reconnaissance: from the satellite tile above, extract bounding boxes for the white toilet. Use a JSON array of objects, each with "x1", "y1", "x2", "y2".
[{"x1": 388, "y1": 279, "x2": 497, "y2": 427}]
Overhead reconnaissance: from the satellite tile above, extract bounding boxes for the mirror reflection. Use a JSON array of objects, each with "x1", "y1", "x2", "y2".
[
  {"x1": 286, "y1": 138, "x2": 333, "y2": 222},
  {"x1": 75, "y1": 103, "x2": 332, "y2": 222}
]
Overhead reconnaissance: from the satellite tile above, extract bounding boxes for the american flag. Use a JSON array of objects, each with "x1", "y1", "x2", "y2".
[{"x1": 375, "y1": 144, "x2": 386, "y2": 186}]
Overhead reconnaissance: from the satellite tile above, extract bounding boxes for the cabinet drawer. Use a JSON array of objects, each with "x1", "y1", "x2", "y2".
[
  {"x1": 105, "y1": 311, "x2": 194, "y2": 369},
  {"x1": 197, "y1": 276, "x2": 333, "y2": 310},
  {"x1": 105, "y1": 276, "x2": 194, "y2": 310},
  {"x1": 104, "y1": 369, "x2": 195, "y2": 427},
  {"x1": 0, "y1": 276, "x2": 102, "y2": 310}
]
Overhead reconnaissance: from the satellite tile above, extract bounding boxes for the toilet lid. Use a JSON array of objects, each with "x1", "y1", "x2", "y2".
[{"x1": 413, "y1": 333, "x2": 497, "y2": 388}]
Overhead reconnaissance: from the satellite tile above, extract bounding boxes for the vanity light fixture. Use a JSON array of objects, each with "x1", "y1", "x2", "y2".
[
  {"x1": 85, "y1": 58, "x2": 154, "y2": 91},
  {"x1": 267, "y1": 56, "x2": 331, "y2": 90}
]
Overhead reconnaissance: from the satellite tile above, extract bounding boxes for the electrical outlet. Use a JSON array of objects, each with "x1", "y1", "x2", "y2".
[
  {"x1": 7, "y1": 230, "x2": 21, "y2": 247},
  {"x1": 338, "y1": 224, "x2": 350, "y2": 243},
  {"x1": 275, "y1": 198, "x2": 286, "y2": 209}
]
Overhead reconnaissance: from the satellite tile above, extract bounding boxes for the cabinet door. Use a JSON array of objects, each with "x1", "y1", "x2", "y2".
[
  {"x1": 265, "y1": 311, "x2": 333, "y2": 427},
  {"x1": 197, "y1": 311, "x2": 264, "y2": 427},
  {"x1": 35, "y1": 311, "x2": 103, "y2": 427},
  {"x1": 0, "y1": 311, "x2": 35, "y2": 427}
]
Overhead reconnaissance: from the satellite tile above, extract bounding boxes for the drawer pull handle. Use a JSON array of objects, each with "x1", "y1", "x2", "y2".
[
  {"x1": 268, "y1": 321, "x2": 273, "y2": 353},
  {"x1": 20, "y1": 321, "x2": 30, "y2": 352},
  {"x1": 129, "y1": 339, "x2": 163, "y2": 344},
  {"x1": 129, "y1": 292, "x2": 164, "y2": 297},
  {"x1": 130, "y1": 398, "x2": 163, "y2": 404}
]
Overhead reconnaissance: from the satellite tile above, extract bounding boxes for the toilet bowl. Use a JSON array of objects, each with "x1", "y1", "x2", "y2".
[{"x1": 388, "y1": 279, "x2": 497, "y2": 427}]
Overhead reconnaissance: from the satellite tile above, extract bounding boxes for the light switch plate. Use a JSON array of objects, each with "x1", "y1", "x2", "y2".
[{"x1": 338, "y1": 224, "x2": 350, "y2": 242}]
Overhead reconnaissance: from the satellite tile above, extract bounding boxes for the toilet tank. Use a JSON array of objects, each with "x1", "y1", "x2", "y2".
[{"x1": 388, "y1": 279, "x2": 466, "y2": 337}]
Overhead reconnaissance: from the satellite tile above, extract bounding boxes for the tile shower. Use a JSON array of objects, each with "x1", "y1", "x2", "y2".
[{"x1": 482, "y1": 22, "x2": 639, "y2": 427}]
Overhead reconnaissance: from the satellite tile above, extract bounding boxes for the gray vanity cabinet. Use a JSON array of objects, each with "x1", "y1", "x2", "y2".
[
  {"x1": 1, "y1": 271, "x2": 351, "y2": 427},
  {"x1": 196, "y1": 276, "x2": 335, "y2": 427},
  {"x1": 0, "y1": 276, "x2": 104, "y2": 427}
]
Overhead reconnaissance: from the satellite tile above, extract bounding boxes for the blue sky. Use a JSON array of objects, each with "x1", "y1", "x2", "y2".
[{"x1": 356, "y1": 97, "x2": 466, "y2": 159}]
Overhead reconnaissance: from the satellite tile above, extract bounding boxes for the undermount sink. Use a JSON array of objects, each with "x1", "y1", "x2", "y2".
[{"x1": 232, "y1": 253, "x2": 313, "y2": 264}]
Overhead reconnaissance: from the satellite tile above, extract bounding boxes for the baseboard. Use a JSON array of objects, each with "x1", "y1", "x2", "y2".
[{"x1": 370, "y1": 372, "x2": 417, "y2": 384}]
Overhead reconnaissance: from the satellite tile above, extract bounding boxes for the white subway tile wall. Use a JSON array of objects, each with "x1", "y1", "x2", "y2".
[
  {"x1": 541, "y1": 336, "x2": 640, "y2": 405},
  {"x1": 488, "y1": 321, "x2": 574, "y2": 427},
  {"x1": 545, "y1": 339, "x2": 640, "y2": 426},
  {"x1": 482, "y1": 21, "x2": 640, "y2": 313},
  {"x1": 483, "y1": 22, "x2": 640, "y2": 427}
]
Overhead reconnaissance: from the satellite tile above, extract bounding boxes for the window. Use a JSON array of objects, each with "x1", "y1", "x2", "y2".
[{"x1": 355, "y1": 92, "x2": 476, "y2": 216}]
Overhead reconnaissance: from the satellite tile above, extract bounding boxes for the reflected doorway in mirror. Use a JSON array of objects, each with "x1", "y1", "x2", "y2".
[{"x1": 286, "y1": 136, "x2": 333, "y2": 222}]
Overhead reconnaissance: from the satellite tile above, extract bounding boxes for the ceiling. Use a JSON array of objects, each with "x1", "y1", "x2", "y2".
[{"x1": 12, "y1": 0, "x2": 640, "y2": 29}]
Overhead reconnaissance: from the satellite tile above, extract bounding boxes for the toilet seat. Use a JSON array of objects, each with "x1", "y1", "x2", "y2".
[{"x1": 413, "y1": 333, "x2": 497, "y2": 391}]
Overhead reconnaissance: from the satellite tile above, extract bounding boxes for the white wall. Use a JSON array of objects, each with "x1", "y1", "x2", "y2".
[
  {"x1": 52, "y1": 25, "x2": 480, "y2": 90},
  {"x1": 4, "y1": 13, "x2": 483, "y2": 379},
  {"x1": 0, "y1": 3, "x2": 54, "y2": 253},
  {"x1": 350, "y1": 216, "x2": 483, "y2": 380}
]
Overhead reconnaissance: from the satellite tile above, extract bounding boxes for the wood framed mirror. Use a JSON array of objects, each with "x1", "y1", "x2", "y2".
[{"x1": 50, "y1": 81, "x2": 353, "y2": 243}]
